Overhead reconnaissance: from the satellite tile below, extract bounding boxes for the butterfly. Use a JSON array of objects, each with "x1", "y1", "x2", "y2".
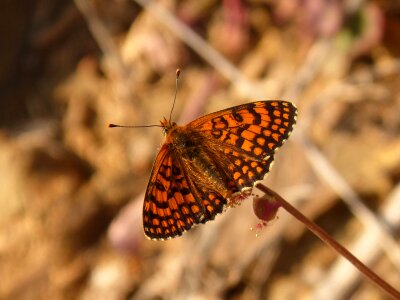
[{"x1": 142, "y1": 100, "x2": 297, "y2": 240}]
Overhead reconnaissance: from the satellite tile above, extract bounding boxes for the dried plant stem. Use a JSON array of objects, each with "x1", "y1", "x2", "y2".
[
  {"x1": 75, "y1": 0, "x2": 127, "y2": 75},
  {"x1": 255, "y1": 183, "x2": 400, "y2": 300},
  {"x1": 297, "y1": 133, "x2": 400, "y2": 271},
  {"x1": 132, "y1": 0, "x2": 262, "y2": 99},
  {"x1": 312, "y1": 183, "x2": 400, "y2": 298},
  {"x1": 74, "y1": 0, "x2": 133, "y2": 102}
]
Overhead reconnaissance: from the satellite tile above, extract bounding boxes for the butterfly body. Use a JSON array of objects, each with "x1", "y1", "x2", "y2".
[
  {"x1": 166, "y1": 123, "x2": 232, "y2": 196},
  {"x1": 143, "y1": 101, "x2": 297, "y2": 240}
]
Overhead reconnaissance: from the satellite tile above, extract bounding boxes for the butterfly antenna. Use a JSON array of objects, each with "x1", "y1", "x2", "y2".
[
  {"x1": 169, "y1": 68, "x2": 180, "y2": 122},
  {"x1": 108, "y1": 124, "x2": 162, "y2": 128},
  {"x1": 110, "y1": 69, "x2": 181, "y2": 129}
]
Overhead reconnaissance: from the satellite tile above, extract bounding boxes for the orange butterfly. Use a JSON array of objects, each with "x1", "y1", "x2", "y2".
[{"x1": 141, "y1": 100, "x2": 297, "y2": 240}]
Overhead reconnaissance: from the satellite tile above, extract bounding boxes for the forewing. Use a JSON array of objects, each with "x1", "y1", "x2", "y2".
[
  {"x1": 189, "y1": 101, "x2": 297, "y2": 159},
  {"x1": 188, "y1": 101, "x2": 297, "y2": 192},
  {"x1": 143, "y1": 144, "x2": 226, "y2": 240}
]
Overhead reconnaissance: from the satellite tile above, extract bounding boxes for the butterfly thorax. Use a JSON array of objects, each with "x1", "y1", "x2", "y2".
[{"x1": 164, "y1": 124, "x2": 232, "y2": 199}]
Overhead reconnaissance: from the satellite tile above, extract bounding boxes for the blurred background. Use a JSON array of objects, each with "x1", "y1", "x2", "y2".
[{"x1": 1, "y1": 0, "x2": 400, "y2": 299}]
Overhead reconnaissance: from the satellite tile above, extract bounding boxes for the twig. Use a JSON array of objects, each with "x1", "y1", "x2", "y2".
[
  {"x1": 132, "y1": 0, "x2": 262, "y2": 99},
  {"x1": 74, "y1": 0, "x2": 125, "y2": 71},
  {"x1": 74, "y1": 0, "x2": 132, "y2": 100},
  {"x1": 313, "y1": 183, "x2": 400, "y2": 299},
  {"x1": 255, "y1": 182, "x2": 400, "y2": 300},
  {"x1": 296, "y1": 131, "x2": 400, "y2": 270}
]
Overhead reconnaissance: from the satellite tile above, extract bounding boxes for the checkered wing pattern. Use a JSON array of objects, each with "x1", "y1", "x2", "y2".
[
  {"x1": 143, "y1": 145, "x2": 227, "y2": 239},
  {"x1": 190, "y1": 101, "x2": 297, "y2": 191}
]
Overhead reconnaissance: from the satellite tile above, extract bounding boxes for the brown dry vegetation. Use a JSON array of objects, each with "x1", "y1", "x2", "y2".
[{"x1": 1, "y1": 0, "x2": 400, "y2": 299}]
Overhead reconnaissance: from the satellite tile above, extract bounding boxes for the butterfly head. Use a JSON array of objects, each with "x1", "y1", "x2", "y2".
[{"x1": 160, "y1": 117, "x2": 176, "y2": 135}]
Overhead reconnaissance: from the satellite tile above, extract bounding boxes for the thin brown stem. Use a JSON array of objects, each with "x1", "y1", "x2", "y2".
[{"x1": 255, "y1": 182, "x2": 400, "y2": 300}]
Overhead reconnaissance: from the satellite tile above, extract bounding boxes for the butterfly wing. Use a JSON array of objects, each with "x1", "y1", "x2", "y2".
[
  {"x1": 188, "y1": 101, "x2": 297, "y2": 191},
  {"x1": 143, "y1": 144, "x2": 226, "y2": 240},
  {"x1": 189, "y1": 101, "x2": 297, "y2": 156}
]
